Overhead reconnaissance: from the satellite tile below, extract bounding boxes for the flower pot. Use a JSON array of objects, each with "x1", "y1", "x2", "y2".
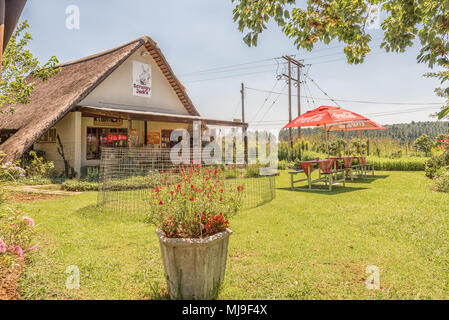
[{"x1": 156, "y1": 228, "x2": 232, "y2": 300}]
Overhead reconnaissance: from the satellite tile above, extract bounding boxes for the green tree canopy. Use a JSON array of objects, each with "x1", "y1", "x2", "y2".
[
  {"x1": 414, "y1": 133, "x2": 434, "y2": 155},
  {"x1": 232, "y1": 0, "x2": 449, "y2": 116},
  {"x1": 1, "y1": 20, "x2": 60, "y2": 114}
]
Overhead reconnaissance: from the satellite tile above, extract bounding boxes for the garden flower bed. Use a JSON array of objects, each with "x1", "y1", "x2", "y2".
[{"x1": 0, "y1": 209, "x2": 38, "y2": 300}]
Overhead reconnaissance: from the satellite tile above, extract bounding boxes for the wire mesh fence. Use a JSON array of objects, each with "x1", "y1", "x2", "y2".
[{"x1": 98, "y1": 147, "x2": 276, "y2": 215}]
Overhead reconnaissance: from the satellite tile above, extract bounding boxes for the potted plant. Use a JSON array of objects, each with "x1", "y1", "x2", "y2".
[{"x1": 145, "y1": 165, "x2": 244, "y2": 300}]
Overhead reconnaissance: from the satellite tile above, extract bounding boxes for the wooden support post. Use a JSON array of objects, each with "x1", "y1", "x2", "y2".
[
  {"x1": 297, "y1": 64, "x2": 301, "y2": 140},
  {"x1": 324, "y1": 124, "x2": 329, "y2": 156},
  {"x1": 241, "y1": 83, "x2": 248, "y2": 164},
  {"x1": 359, "y1": 130, "x2": 362, "y2": 155},
  {"x1": 128, "y1": 118, "x2": 133, "y2": 147},
  {"x1": 144, "y1": 120, "x2": 148, "y2": 145},
  {"x1": 287, "y1": 58, "x2": 293, "y2": 148}
]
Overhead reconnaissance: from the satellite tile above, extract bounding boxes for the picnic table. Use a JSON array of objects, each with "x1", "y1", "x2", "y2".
[
  {"x1": 289, "y1": 158, "x2": 346, "y2": 191},
  {"x1": 352, "y1": 156, "x2": 375, "y2": 176}
]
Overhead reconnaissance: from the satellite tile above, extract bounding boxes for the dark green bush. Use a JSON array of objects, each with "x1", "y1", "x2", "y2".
[
  {"x1": 61, "y1": 180, "x2": 99, "y2": 191},
  {"x1": 432, "y1": 168, "x2": 449, "y2": 192},
  {"x1": 425, "y1": 150, "x2": 449, "y2": 178},
  {"x1": 368, "y1": 157, "x2": 427, "y2": 171}
]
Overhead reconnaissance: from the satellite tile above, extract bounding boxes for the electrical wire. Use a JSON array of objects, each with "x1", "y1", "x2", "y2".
[{"x1": 244, "y1": 86, "x2": 444, "y2": 106}]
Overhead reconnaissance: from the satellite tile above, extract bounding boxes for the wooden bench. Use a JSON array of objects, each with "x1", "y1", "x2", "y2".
[{"x1": 289, "y1": 170, "x2": 306, "y2": 190}]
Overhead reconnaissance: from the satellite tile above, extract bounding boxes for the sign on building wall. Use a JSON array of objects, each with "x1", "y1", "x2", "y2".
[
  {"x1": 93, "y1": 117, "x2": 123, "y2": 127},
  {"x1": 148, "y1": 132, "x2": 161, "y2": 145},
  {"x1": 132, "y1": 61, "x2": 152, "y2": 98}
]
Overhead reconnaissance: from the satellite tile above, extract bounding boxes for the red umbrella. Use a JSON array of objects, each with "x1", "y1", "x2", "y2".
[{"x1": 283, "y1": 106, "x2": 371, "y2": 154}]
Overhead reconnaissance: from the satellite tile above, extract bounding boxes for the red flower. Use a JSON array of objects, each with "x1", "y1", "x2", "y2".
[
  {"x1": 159, "y1": 200, "x2": 164, "y2": 205},
  {"x1": 237, "y1": 185, "x2": 244, "y2": 192},
  {"x1": 219, "y1": 189, "x2": 224, "y2": 193},
  {"x1": 189, "y1": 197, "x2": 195, "y2": 202}
]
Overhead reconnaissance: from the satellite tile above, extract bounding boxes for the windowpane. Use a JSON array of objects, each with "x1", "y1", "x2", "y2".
[{"x1": 86, "y1": 127, "x2": 128, "y2": 160}]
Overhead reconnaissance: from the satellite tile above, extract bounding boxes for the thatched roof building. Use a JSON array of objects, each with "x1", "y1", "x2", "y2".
[{"x1": 1, "y1": 36, "x2": 242, "y2": 165}]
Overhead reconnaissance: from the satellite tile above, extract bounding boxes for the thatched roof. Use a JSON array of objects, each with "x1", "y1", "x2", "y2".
[{"x1": 0, "y1": 36, "x2": 201, "y2": 162}]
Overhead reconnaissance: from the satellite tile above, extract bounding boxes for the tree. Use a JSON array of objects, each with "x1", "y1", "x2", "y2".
[
  {"x1": 1, "y1": 20, "x2": 60, "y2": 114},
  {"x1": 232, "y1": 0, "x2": 449, "y2": 111},
  {"x1": 426, "y1": 66, "x2": 449, "y2": 121},
  {"x1": 414, "y1": 134, "x2": 434, "y2": 156}
]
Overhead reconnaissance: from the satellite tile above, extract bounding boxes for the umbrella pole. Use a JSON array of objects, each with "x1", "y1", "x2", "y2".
[
  {"x1": 359, "y1": 130, "x2": 362, "y2": 155},
  {"x1": 324, "y1": 124, "x2": 329, "y2": 156},
  {"x1": 345, "y1": 125, "x2": 349, "y2": 155}
]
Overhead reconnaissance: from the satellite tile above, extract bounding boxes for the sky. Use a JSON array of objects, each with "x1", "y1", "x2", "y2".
[{"x1": 20, "y1": 0, "x2": 446, "y2": 129}]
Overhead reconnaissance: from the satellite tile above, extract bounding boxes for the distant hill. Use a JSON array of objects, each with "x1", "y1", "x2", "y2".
[{"x1": 280, "y1": 121, "x2": 449, "y2": 143}]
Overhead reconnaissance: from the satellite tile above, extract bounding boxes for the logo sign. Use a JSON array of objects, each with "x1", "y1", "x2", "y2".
[
  {"x1": 93, "y1": 117, "x2": 123, "y2": 127},
  {"x1": 295, "y1": 114, "x2": 324, "y2": 124},
  {"x1": 133, "y1": 61, "x2": 152, "y2": 98}
]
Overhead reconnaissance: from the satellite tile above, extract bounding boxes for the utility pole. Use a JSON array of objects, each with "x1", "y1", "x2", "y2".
[
  {"x1": 282, "y1": 56, "x2": 304, "y2": 148},
  {"x1": 241, "y1": 82, "x2": 248, "y2": 164},
  {"x1": 297, "y1": 63, "x2": 301, "y2": 140},
  {"x1": 287, "y1": 58, "x2": 292, "y2": 148}
]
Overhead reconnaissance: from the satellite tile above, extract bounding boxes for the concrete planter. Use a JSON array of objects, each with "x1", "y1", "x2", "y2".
[{"x1": 156, "y1": 228, "x2": 232, "y2": 300}]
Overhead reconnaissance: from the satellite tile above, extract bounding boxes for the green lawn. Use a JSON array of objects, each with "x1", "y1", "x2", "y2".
[{"x1": 11, "y1": 171, "x2": 449, "y2": 299}]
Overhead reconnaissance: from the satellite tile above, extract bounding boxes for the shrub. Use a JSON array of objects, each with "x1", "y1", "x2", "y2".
[
  {"x1": 145, "y1": 166, "x2": 243, "y2": 238},
  {"x1": 24, "y1": 151, "x2": 54, "y2": 178},
  {"x1": 85, "y1": 167, "x2": 100, "y2": 182},
  {"x1": 425, "y1": 149, "x2": 449, "y2": 178},
  {"x1": 432, "y1": 168, "x2": 449, "y2": 192},
  {"x1": 277, "y1": 160, "x2": 295, "y2": 170},
  {"x1": 0, "y1": 209, "x2": 37, "y2": 271},
  {"x1": 245, "y1": 164, "x2": 261, "y2": 178},
  {"x1": 300, "y1": 151, "x2": 326, "y2": 161},
  {"x1": 0, "y1": 161, "x2": 26, "y2": 181},
  {"x1": 367, "y1": 157, "x2": 427, "y2": 171},
  {"x1": 61, "y1": 180, "x2": 99, "y2": 192}
]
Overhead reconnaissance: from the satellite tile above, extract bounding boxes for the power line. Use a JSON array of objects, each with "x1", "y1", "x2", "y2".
[
  {"x1": 250, "y1": 78, "x2": 281, "y2": 122},
  {"x1": 183, "y1": 68, "x2": 280, "y2": 83},
  {"x1": 244, "y1": 86, "x2": 444, "y2": 106},
  {"x1": 258, "y1": 82, "x2": 289, "y2": 124},
  {"x1": 248, "y1": 106, "x2": 442, "y2": 125},
  {"x1": 180, "y1": 37, "x2": 384, "y2": 78},
  {"x1": 181, "y1": 62, "x2": 285, "y2": 78},
  {"x1": 304, "y1": 74, "x2": 341, "y2": 107},
  {"x1": 180, "y1": 57, "x2": 281, "y2": 77}
]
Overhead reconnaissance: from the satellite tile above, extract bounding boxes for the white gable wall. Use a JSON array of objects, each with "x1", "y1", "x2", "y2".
[{"x1": 79, "y1": 49, "x2": 189, "y2": 115}]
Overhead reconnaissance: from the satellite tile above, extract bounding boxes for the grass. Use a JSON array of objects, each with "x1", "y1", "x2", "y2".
[{"x1": 8, "y1": 171, "x2": 449, "y2": 299}]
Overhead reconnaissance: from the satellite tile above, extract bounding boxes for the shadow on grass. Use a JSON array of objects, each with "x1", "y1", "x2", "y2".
[
  {"x1": 277, "y1": 185, "x2": 367, "y2": 195},
  {"x1": 72, "y1": 204, "x2": 145, "y2": 223},
  {"x1": 346, "y1": 174, "x2": 390, "y2": 184}
]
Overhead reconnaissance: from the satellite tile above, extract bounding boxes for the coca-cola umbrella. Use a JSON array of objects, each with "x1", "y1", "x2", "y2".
[
  {"x1": 283, "y1": 106, "x2": 372, "y2": 154},
  {"x1": 327, "y1": 120, "x2": 386, "y2": 155}
]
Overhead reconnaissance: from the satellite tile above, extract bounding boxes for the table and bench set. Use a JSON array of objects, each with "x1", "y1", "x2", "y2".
[{"x1": 288, "y1": 156, "x2": 374, "y2": 191}]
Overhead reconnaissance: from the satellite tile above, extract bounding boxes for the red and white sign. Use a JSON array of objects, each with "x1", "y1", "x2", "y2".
[{"x1": 133, "y1": 61, "x2": 152, "y2": 98}]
